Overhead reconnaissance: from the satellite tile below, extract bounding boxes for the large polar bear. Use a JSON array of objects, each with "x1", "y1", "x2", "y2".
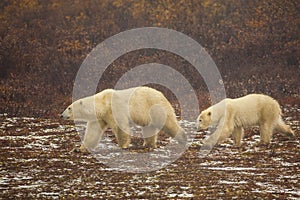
[
  {"x1": 61, "y1": 86, "x2": 187, "y2": 152},
  {"x1": 196, "y1": 94, "x2": 294, "y2": 149}
]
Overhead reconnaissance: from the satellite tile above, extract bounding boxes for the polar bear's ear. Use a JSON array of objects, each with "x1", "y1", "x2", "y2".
[
  {"x1": 80, "y1": 100, "x2": 83, "y2": 105},
  {"x1": 207, "y1": 111, "x2": 211, "y2": 116}
]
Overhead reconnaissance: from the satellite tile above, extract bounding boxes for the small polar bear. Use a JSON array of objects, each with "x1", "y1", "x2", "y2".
[
  {"x1": 196, "y1": 94, "x2": 294, "y2": 149},
  {"x1": 61, "y1": 86, "x2": 187, "y2": 152}
]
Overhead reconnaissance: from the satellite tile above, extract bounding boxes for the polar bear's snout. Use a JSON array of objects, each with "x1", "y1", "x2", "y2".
[
  {"x1": 60, "y1": 113, "x2": 69, "y2": 120},
  {"x1": 60, "y1": 112, "x2": 69, "y2": 120},
  {"x1": 196, "y1": 122, "x2": 208, "y2": 131},
  {"x1": 61, "y1": 106, "x2": 73, "y2": 120}
]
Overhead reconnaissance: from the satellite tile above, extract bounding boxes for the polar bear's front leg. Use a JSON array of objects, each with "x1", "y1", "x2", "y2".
[
  {"x1": 111, "y1": 125, "x2": 131, "y2": 149},
  {"x1": 215, "y1": 112, "x2": 236, "y2": 145},
  {"x1": 142, "y1": 126, "x2": 158, "y2": 148},
  {"x1": 202, "y1": 128, "x2": 222, "y2": 150},
  {"x1": 232, "y1": 127, "x2": 244, "y2": 147},
  {"x1": 259, "y1": 123, "x2": 273, "y2": 145},
  {"x1": 275, "y1": 117, "x2": 294, "y2": 137},
  {"x1": 80, "y1": 121, "x2": 103, "y2": 152},
  {"x1": 162, "y1": 117, "x2": 187, "y2": 145},
  {"x1": 217, "y1": 126, "x2": 234, "y2": 144},
  {"x1": 202, "y1": 117, "x2": 234, "y2": 149}
]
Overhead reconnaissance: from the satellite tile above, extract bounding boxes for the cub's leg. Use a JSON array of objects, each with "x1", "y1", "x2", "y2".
[
  {"x1": 232, "y1": 127, "x2": 244, "y2": 147},
  {"x1": 142, "y1": 126, "x2": 158, "y2": 148}
]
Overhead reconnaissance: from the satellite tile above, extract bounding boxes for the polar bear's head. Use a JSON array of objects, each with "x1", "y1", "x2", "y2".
[
  {"x1": 196, "y1": 109, "x2": 212, "y2": 130},
  {"x1": 61, "y1": 96, "x2": 97, "y2": 121}
]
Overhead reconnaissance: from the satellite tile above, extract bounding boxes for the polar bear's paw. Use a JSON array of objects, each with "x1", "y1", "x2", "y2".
[{"x1": 70, "y1": 145, "x2": 89, "y2": 154}]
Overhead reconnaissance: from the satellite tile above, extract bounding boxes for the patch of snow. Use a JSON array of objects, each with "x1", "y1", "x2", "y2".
[
  {"x1": 254, "y1": 182, "x2": 300, "y2": 196},
  {"x1": 202, "y1": 166, "x2": 271, "y2": 171},
  {"x1": 178, "y1": 191, "x2": 194, "y2": 198},
  {"x1": 39, "y1": 192, "x2": 60, "y2": 196},
  {"x1": 199, "y1": 161, "x2": 223, "y2": 166},
  {"x1": 13, "y1": 184, "x2": 40, "y2": 189},
  {"x1": 219, "y1": 180, "x2": 247, "y2": 184},
  {"x1": 280, "y1": 162, "x2": 299, "y2": 167},
  {"x1": 168, "y1": 191, "x2": 194, "y2": 198}
]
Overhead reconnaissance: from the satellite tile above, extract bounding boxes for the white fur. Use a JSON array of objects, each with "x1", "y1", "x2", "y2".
[
  {"x1": 196, "y1": 94, "x2": 294, "y2": 148},
  {"x1": 61, "y1": 86, "x2": 186, "y2": 152}
]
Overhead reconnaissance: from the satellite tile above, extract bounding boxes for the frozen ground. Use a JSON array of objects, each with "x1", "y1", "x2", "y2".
[{"x1": 0, "y1": 105, "x2": 299, "y2": 199}]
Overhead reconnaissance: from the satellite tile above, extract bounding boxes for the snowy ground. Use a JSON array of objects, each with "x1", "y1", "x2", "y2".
[{"x1": 0, "y1": 105, "x2": 299, "y2": 199}]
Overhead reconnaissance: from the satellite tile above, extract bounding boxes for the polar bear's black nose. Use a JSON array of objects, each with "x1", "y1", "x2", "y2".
[{"x1": 60, "y1": 115, "x2": 64, "y2": 119}]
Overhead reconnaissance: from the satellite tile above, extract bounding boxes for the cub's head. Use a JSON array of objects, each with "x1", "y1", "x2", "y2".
[
  {"x1": 61, "y1": 96, "x2": 96, "y2": 121},
  {"x1": 196, "y1": 109, "x2": 212, "y2": 131}
]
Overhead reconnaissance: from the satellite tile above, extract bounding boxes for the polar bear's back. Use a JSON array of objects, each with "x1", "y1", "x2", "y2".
[
  {"x1": 114, "y1": 86, "x2": 173, "y2": 108},
  {"x1": 228, "y1": 94, "x2": 281, "y2": 127},
  {"x1": 232, "y1": 94, "x2": 280, "y2": 112},
  {"x1": 128, "y1": 87, "x2": 175, "y2": 123},
  {"x1": 109, "y1": 87, "x2": 175, "y2": 126}
]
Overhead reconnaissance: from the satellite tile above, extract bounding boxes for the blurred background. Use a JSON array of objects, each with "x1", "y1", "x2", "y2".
[{"x1": 0, "y1": 0, "x2": 299, "y2": 117}]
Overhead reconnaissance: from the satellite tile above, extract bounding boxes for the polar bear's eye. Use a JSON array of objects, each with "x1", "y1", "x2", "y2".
[
  {"x1": 68, "y1": 107, "x2": 71, "y2": 110},
  {"x1": 199, "y1": 119, "x2": 202, "y2": 122}
]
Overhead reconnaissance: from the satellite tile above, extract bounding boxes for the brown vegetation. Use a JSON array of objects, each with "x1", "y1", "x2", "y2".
[{"x1": 0, "y1": 0, "x2": 299, "y2": 117}]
